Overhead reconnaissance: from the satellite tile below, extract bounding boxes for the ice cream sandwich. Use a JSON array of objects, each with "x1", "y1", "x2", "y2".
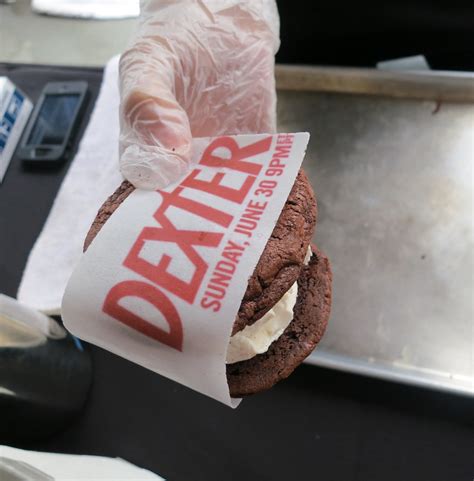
[{"x1": 84, "y1": 170, "x2": 332, "y2": 397}]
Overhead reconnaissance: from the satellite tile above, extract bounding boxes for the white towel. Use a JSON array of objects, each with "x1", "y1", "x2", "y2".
[{"x1": 18, "y1": 56, "x2": 123, "y2": 314}]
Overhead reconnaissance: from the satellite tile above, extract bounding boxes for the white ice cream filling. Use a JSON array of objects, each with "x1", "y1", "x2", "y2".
[{"x1": 226, "y1": 246, "x2": 312, "y2": 364}]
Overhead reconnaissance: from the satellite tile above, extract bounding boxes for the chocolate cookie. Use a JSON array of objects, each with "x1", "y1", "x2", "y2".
[
  {"x1": 234, "y1": 169, "x2": 316, "y2": 333},
  {"x1": 227, "y1": 245, "x2": 332, "y2": 397},
  {"x1": 83, "y1": 170, "x2": 330, "y2": 397},
  {"x1": 84, "y1": 170, "x2": 317, "y2": 335}
]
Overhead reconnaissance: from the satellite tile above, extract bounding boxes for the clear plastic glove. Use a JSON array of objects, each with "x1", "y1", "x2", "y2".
[{"x1": 119, "y1": 0, "x2": 280, "y2": 190}]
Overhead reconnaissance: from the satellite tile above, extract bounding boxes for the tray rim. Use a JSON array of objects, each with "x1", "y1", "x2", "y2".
[
  {"x1": 305, "y1": 350, "x2": 474, "y2": 398},
  {"x1": 275, "y1": 64, "x2": 474, "y2": 102}
]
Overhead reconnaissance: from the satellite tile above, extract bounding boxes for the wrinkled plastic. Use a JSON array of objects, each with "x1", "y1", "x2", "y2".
[{"x1": 119, "y1": 0, "x2": 280, "y2": 189}]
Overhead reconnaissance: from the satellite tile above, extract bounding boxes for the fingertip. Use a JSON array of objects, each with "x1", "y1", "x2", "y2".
[
  {"x1": 121, "y1": 89, "x2": 193, "y2": 158},
  {"x1": 120, "y1": 144, "x2": 191, "y2": 191}
]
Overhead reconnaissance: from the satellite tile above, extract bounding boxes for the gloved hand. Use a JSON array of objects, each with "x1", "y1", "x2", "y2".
[{"x1": 119, "y1": 0, "x2": 280, "y2": 190}]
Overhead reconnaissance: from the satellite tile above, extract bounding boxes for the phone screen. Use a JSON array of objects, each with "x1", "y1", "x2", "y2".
[{"x1": 26, "y1": 94, "x2": 80, "y2": 146}]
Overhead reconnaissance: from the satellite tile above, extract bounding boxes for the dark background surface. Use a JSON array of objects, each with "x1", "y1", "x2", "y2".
[
  {"x1": 275, "y1": 0, "x2": 474, "y2": 70},
  {"x1": 1, "y1": 59, "x2": 473, "y2": 481}
]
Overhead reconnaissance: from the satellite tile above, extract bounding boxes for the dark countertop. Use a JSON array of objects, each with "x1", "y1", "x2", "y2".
[{"x1": 1, "y1": 63, "x2": 472, "y2": 481}]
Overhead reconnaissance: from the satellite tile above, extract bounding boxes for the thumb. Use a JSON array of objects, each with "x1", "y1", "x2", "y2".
[{"x1": 119, "y1": 50, "x2": 192, "y2": 190}]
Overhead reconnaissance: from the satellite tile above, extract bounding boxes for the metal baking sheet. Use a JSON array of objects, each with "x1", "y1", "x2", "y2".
[{"x1": 275, "y1": 66, "x2": 473, "y2": 396}]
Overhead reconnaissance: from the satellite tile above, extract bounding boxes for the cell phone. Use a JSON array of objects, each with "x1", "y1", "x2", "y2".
[{"x1": 17, "y1": 81, "x2": 88, "y2": 164}]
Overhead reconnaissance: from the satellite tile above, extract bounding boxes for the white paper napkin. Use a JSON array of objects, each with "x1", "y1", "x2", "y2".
[
  {"x1": 32, "y1": 0, "x2": 139, "y2": 19},
  {"x1": 0, "y1": 445, "x2": 164, "y2": 480},
  {"x1": 18, "y1": 55, "x2": 123, "y2": 314},
  {"x1": 62, "y1": 132, "x2": 309, "y2": 406}
]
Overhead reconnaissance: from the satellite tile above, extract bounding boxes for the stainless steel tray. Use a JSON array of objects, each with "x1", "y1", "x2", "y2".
[{"x1": 276, "y1": 65, "x2": 474, "y2": 396}]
